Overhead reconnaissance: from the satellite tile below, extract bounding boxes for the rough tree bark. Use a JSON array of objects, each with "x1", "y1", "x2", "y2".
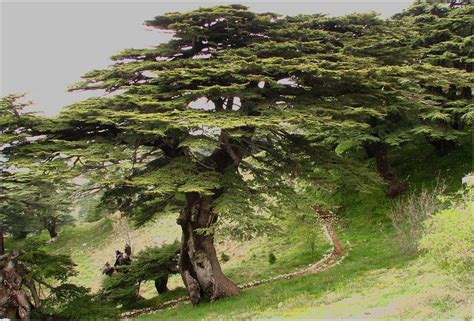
[
  {"x1": 366, "y1": 143, "x2": 407, "y2": 198},
  {"x1": 0, "y1": 225, "x2": 4, "y2": 256},
  {"x1": 176, "y1": 130, "x2": 243, "y2": 305},
  {"x1": 0, "y1": 251, "x2": 40, "y2": 321},
  {"x1": 177, "y1": 192, "x2": 240, "y2": 305},
  {"x1": 46, "y1": 224, "x2": 58, "y2": 239},
  {"x1": 174, "y1": 94, "x2": 251, "y2": 304},
  {"x1": 154, "y1": 274, "x2": 169, "y2": 294}
]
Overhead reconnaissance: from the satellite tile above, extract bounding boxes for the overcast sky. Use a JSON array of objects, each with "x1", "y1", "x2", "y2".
[{"x1": 2, "y1": 1, "x2": 413, "y2": 116}]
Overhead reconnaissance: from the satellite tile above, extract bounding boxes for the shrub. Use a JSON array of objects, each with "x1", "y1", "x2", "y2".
[
  {"x1": 100, "y1": 269, "x2": 140, "y2": 305},
  {"x1": 220, "y1": 252, "x2": 230, "y2": 262},
  {"x1": 268, "y1": 252, "x2": 276, "y2": 265},
  {"x1": 419, "y1": 191, "x2": 473, "y2": 277},
  {"x1": 85, "y1": 206, "x2": 103, "y2": 223},
  {"x1": 99, "y1": 242, "x2": 180, "y2": 305},
  {"x1": 388, "y1": 181, "x2": 446, "y2": 254},
  {"x1": 34, "y1": 292, "x2": 119, "y2": 320}
]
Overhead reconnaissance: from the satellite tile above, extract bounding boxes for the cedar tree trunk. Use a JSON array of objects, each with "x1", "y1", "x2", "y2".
[
  {"x1": 176, "y1": 126, "x2": 245, "y2": 304},
  {"x1": 46, "y1": 224, "x2": 58, "y2": 239},
  {"x1": 154, "y1": 274, "x2": 169, "y2": 294},
  {"x1": 366, "y1": 143, "x2": 407, "y2": 198},
  {"x1": 177, "y1": 192, "x2": 239, "y2": 305},
  {"x1": 0, "y1": 225, "x2": 4, "y2": 256},
  {"x1": 429, "y1": 139, "x2": 457, "y2": 156}
]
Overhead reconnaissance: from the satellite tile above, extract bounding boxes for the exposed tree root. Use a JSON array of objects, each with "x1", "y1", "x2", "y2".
[{"x1": 121, "y1": 207, "x2": 346, "y2": 319}]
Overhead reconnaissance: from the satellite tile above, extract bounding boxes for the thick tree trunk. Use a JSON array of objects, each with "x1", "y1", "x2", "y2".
[
  {"x1": 429, "y1": 139, "x2": 457, "y2": 156},
  {"x1": 6, "y1": 307, "x2": 18, "y2": 320},
  {"x1": 46, "y1": 224, "x2": 58, "y2": 239},
  {"x1": 174, "y1": 128, "x2": 246, "y2": 304},
  {"x1": 366, "y1": 143, "x2": 407, "y2": 198},
  {"x1": 0, "y1": 225, "x2": 4, "y2": 256},
  {"x1": 177, "y1": 192, "x2": 239, "y2": 305},
  {"x1": 154, "y1": 274, "x2": 169, "y2": 294},
  {"x1": 0, "y1": 251, "x2": 37, "y2": 321}
]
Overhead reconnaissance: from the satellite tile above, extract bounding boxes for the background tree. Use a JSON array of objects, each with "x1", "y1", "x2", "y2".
[
  {"x1": 1, "y1": 95, "x2": 43, "y2": 252},
  {"x1": 297, "y1": 2, "x2": 473, "y2": 196},
  {"x1": 0, "y1": 95, "x2": 76, "y2": 245},
  {"x1": 29, "y1": 183, "x2": 74, "y2": 239},
  {"x1": 393, "y1": 0, "x2": 472, "y2": 154}
]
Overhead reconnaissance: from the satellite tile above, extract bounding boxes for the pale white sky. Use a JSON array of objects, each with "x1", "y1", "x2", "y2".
[{"x1": 2, "y1": 1, "x2": 413, "y2": 116}]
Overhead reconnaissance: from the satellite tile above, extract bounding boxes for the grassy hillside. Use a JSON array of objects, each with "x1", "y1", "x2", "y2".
[
  {"x1": 29, "y1": 207, "x2": 331, "y2": 298},
  {"x1": 137, "y1": 220, "x2": 471, "y2": 320},
  {"x1": 134, "y1": 141, "x2": 472, "y2": 320},
  {"x1": 9, "y1": 140, "x2": 471, "y2": 320},
  {"x1": 30, "y1": 214, "x2": 181, "y2": 292}
]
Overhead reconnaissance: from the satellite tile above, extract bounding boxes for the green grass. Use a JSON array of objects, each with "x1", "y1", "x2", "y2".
[
  {"x1": 11, "y1": 207, "x2": 331, "y2": 301},
  {"x1": 136, "y1": 183, "x2": 402, "y2": 320},
  {"x1": 8, "y1": 138, "x2": 471, "y2": 320},
  {"x1": 135, "y1": 139, "x2": 473, "y2": 320},
  {"x1": 137, "y1": 210, "x2": 471, "y2": 321},
  {"x1": 134, "y1": 223, "x2": 332, "y2": 310},
  {"x1": 137, "y1": 222, "x2": 409, "y2": 320},
  {"x1": 263, "y1": 255, "x2": 472, "y2": 320},
  {"x1": 222, "y1": 229, "x2": 331, "y2": 285}
]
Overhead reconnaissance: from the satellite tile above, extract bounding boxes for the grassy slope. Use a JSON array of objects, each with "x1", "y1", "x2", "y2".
[
  {"x1": 34, "y1": 214, "x2": 181, "y2": 292},
  {"x1": 266, "y1": 258, "x2": 471, "y2": 320},
  {"x1": 136, "y1": 141, "x2": 473, "y2": 320},
  {"x1": 11, "y1": 140, "x2": 470, "y2": 319},
  {"x1": 29, "y1": 205, "x2": 331, "y2": 299}
]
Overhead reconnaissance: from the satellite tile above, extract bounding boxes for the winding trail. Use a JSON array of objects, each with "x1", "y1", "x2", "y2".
[{"x1": 122, "y1": 207, "x2": 347, "y2": 319}]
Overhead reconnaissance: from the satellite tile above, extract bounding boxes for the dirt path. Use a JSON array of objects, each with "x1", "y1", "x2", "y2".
[{"x1": 122, "y1": 207, "x2": 346, "y2": 319}]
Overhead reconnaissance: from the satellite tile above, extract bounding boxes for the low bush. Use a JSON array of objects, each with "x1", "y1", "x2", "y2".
[
  {"x1": 268, "y1": 252, "x2": 276, "y2": 265},
  {"x1": 388, "y1": 181, "x2": 446, "y2": 254},
  {"x1": 220, "y1": 252, "x2": 230, "y2": 262},
  {"x1": 99, "y1": 242, "x2": 180, "y2": 305},
  {"x1": 33, "y1": 292, "x2": 120, "y2": 320},
  {"x1": 419, "y1": 189, "x2": 473, "y2": 277}
]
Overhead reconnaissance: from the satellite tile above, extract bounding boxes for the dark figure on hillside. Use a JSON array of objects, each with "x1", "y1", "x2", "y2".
[
  {"x1": 124, "y1": 243, "x2": 132, "y2": 257},
  {"x1": 103, "y1": 246, "x2": 133, "y2": 277},
  {"x1": 115, "y1": 244, "x2": 132, "y2": 267},
  {"x1": 114, "y1": 250, "x2": 123, "y2": 267},
  {"x1": 114, "y1": 250, "x2": 131, "y2": 267},
  {"x1": 101, "y1": 262, "x2": 115, "y2": 277},
  {"x1": 123, "y1": 254, "x2": 131, "y2": 265}
]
